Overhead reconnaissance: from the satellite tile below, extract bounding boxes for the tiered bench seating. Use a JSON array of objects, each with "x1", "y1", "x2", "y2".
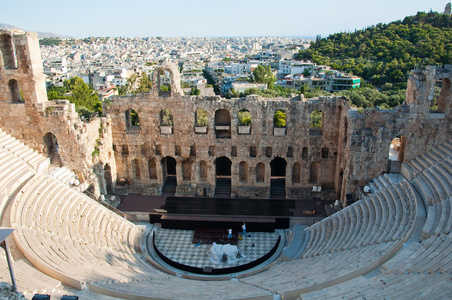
[
  {"x1": 237, "y1": 173, "x2": 419, "y2": 298},
  {"x1": 300, "y1": 141, "x2": 452, "y2": 299},
  {"x1": 302, "y1": 174, "x2": 417, "y2": 257},
  {"x1": 10, "y1": 174, "x2": 171, "y2": 290}
]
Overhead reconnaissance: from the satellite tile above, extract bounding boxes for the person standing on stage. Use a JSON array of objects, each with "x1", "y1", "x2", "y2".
[
  {"x1": 242, "y1": 222, "x2": 246, "y2": 236},
  {"x1": 227, "y1": 228, "x2": 232, "y2": 241}
]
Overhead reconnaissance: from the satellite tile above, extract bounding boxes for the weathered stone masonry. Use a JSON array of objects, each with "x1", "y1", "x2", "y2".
[{"x1": 1, "y1": 29, "x2": 451, "y2": 205}]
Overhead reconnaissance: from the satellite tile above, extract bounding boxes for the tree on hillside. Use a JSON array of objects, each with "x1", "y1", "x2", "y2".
[{"x1": 253, "y1": 65, "x2": 275, "y2": 89}]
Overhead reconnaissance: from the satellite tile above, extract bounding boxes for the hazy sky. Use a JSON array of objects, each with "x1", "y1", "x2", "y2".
[{"x1": 2, "y1": 0, "x2": 448, "y2": 38}]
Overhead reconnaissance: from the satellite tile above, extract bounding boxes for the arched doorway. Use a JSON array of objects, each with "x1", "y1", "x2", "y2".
[
  {"x1": 161, "y1": 156, "x2": 177, "y2": 194},
  {"x1": 43, "y1": 132, "x2": 60, "y2": 166},
  {"x1": 270, "y1": 157, "x2": 286, "y2": 198},
  {"x1": 215, "y1": 156, "x2": 231, "y2": 196},
  {"x1": 388, "y1": 136, "x2": 406, "y2": 173},
  {"x1": 104, "y1": 164, "x2": 113, "y2": 193}
]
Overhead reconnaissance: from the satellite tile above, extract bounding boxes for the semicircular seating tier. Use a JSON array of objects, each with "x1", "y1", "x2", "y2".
[
  {"x1": 2, "y1": 123, "x2": 452, "y2": 299},
  {"x1": 300, "y1": 140, "x2": 452, "y2": 299},
  {"x1": 236, "y1": 173, "x2": 420, "y2": 298}
]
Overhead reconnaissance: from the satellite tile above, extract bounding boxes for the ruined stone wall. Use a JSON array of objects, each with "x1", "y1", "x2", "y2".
[
  {"x1": 104, "y1": 75, "x2": 345, "y2": 198},
  {"x1": 1, "y1": 30, "x2": 452, "y2": 203},
  {"x1": 0, "y1": 30, "x2": 113, "y2": 191},
  {"x1": 344, "y1": 65, "x2": 452, "y2": 199}
]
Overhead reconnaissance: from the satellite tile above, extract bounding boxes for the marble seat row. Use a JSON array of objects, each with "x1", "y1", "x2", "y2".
[
  {"x1": 239, "y1": 241, "x2": 400, "y2": 297},
  {"x1": 298, "y1": 142, "x2": 452, "y2": 299},
  {"x1": 0, "y1": 129, "x2": 49, "y2": 173},
  {"x1": 302, "y1": 174, "x2": 417, "y2": 258},
  {"x1": 9, "y1": 169, "x2": 172, "y2": 290}
]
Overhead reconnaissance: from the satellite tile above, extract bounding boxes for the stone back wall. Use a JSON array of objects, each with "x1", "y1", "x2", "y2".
[{"x1": 104, "y1": 92, "x2": 346, "y2": 198}]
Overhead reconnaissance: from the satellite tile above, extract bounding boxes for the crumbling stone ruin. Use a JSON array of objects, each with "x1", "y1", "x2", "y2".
[{"x1": 1, "y1": 29, "x2": 451, "y2": 205}]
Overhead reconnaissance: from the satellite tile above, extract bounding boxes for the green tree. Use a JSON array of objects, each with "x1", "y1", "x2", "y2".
[
  {"x1": 274, "y1": 110, "x2": 286, "y2": 128},
  {"x1": 238, "y1": 110, "x2": 251, "y2": 125},
  {"x1": 196, "y1": 109, "x2": 208, "y2": 126},
  {"x1": 63, "y1": 77, "x2": 101, "y2": 117},
  {"x1": 190, "y1": 87, "x2": 201, "y2": 95},
  {"x1": 253, "y1": 65, "x2": 275, "y2": 89},
  {"x1": 136, "y1": 72, "x2": 152, "y2": 93},
  {"x1": 160, "y1": 109, "x2": 173, "y2": 126}
]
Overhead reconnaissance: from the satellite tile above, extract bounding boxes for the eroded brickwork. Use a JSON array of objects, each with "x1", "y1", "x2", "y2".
[{"x1": 0, "y1": 30, "x2": 451, "y2": 204}]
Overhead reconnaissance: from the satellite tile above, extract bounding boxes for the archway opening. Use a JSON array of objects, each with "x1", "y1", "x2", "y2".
[
  {"x1": 215, "y1": 156, "x2": 232, "y2": 196},
  {"x1": 270, "y1": 157, "x2": 286, "y2": 198},
  {"x1": 182, "y1": 160, "x2": 192, "y2": 181},
  {"x1": 388, "y1": 136, "x2": 406, "y2": 173},
  {"x1": 292, "y1": 163, "x2": 301, "y2": 184},
  {"x1": 256, "y1": 162, "x2": 265, "y2": 183},
  {"x1": 199, "y1": 160, "x2": 208, "y2": 181},
  {"x1": 161, "y1": 156, "x2": 177, "y2": 193},
  {"x1": 309, "y1": 162, "x2": 319, "y2": 184},
  {"x1": 43, "y1": 132, "x2": 60, "y2": 166},
  {"x1": 104, "y1": 164, "x2": 113, "y2": 193},
  {"x1": 8, "y1": 79, "x2": 23, "y2": 103},
  {"x1": 239, "y1": 161, "x2": 248, "y2": 183}
]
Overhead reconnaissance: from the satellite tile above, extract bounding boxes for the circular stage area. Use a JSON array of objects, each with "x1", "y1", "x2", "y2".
[{"x1": 154, "y1": 228, "x2": 281, "y2": 274}]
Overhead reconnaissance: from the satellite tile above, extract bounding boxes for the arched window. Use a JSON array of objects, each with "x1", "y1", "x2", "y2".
[
  {"x1": 256, "y1": 163, "x2": 265, "y2": 183},
  {"x1": 215, "y1": 109, "x2": 231, "y2": 139},
  {"x1": 310, "y1": 110, "x2": 322, "y2": 135},
  {"x1": 238, "y1": 109, "x2": 251, "y2": 135},
  {"x1": 132, "y1": 159, "x2": 141, "y2": 179},
  {"x1": 195, "y1": 108, "x2": 208, "y2": 126},
  {"x1": 125, "y1": 109, "x2": 140, "y2": 129},
  {"x1": 182, "y1": 160, "x2": 192, "y2": 181},
  {"x1": 148, "y1": 159, "x2": 157, "y2": 179},
  {"x1": 160, "y1": 109, "x2": 173, "y2": 126},
  {"x1": 292, "y1": 163, "x2": 301, "y2": 183},
  {"x1": 309, "y1": 162, "x2": 319, "y2": 183},
  {"x1": 0, "y1": 34, "x2": 18, "y2": 69},
  {"x1": 200, "y1": 161, "x2": 208, "y2": 181},
  {"x1": 8, "y1": 79, "x2": 23, "y2": 103},
  {"x1": 239, "y1": 161, "x2": 248, "y2": 183},
  {"x1": 160, "y1": 109, "x2": 173, "y2": 134}
]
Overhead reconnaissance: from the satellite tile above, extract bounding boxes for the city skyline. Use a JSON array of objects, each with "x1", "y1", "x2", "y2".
[{"x1": 2, "y1": 0, "x2": 449, "y2": 38}]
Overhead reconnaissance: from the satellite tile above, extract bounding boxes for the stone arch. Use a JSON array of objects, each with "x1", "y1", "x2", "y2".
[
  {"x1": 43, "y1": 132, "x2": 59, "y2": 163},
  {"x1": 132, "y1": 159, "x2": 141, "y2": 179},
  {"x1": 0, "y1": 34, "x2": 18, "y2": 69},
  {"x1": 199, "y1": 160, "x2": 208, "y2": 181},
  {"x1": 148, "y1": 159, "x2": 157, "y2": 179},
  {"x1": 215, "y1": 156, "x2": 231, "y2": 176},
  {"x1": 215, "y1": 109, "x2": 231, "y2": 139},
  {"x1": 271, "y1": 157, "x2": 287, "y2": 177},
  {"x1": 125, "y1": 109, "x2": 140, "y2": 129},
  {"x1": 182, "y1": 160, "x2": 192, "y2": 181},
  {"x1": 388, "y1": 135, "x2": 407, "y2": 163},
  {"x1": 161, "y1": 156, "x2": 177, "y2": 187},
  {"x1": 239, "y1": 161, "x2": 248, "y2": 183},
  {"x1": 292, "y1": 163, "x2": 301, "y2": 184},
  {"x1": 152, "y1": 62, "x2": 182, "y2": 96},
  {"x1": 309, "y1": 162, "x2": 319, "y2": 184},
  {"x1": 270, "y1": 157, "x2": 287, "y2": 197},
  {"x1": 287, "y1": 147, "x2": 293, "y2": 158},
  {"x1": 256, "y1": 162, "x2": 265, "y2": 183},
  {"x1": 104, "y1": 164, "x2": 113, "y2": 193},
  {"x1": 8, "y1": 79, "x2": 23, "y2": 103}
]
